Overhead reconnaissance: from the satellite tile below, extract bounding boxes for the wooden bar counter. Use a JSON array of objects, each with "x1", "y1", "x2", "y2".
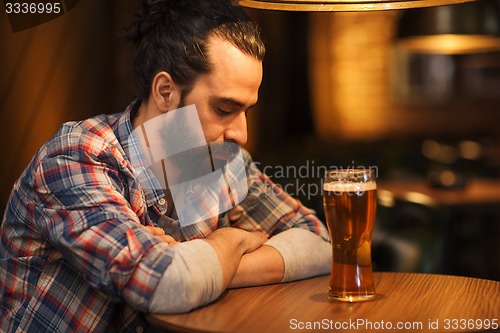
[{"x1": 147, "y1": 272, "x2": 500, "y2": 333}]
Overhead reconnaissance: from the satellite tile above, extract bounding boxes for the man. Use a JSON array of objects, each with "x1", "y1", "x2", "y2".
[{"x1": 0, "y1": 1, "x2": 331, "y2": 332}]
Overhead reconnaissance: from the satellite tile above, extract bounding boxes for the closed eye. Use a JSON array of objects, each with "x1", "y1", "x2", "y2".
[
  {"x1": 215, "y1": 107, "x2": 234, "y2": 116},
  {"x1": 211, "y1": 96, "x2": 258, "y2": 116}
]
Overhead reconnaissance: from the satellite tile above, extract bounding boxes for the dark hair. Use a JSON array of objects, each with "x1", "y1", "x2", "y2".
[{"x1": 127, "y1": 0, "x2": 265, "y2": 100}]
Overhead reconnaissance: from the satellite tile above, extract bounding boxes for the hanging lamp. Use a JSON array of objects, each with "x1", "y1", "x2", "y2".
[
  {"x1": 236, "y1": 0, "x2": 477, "y2": 12},
  {"x1": 395, "y1": 0, "x2": 500, "y2": 54}
]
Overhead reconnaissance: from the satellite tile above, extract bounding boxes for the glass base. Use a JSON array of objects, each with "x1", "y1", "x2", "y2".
[{"x1": 328, "y1": 293, "x2": 376, "y2": 302}]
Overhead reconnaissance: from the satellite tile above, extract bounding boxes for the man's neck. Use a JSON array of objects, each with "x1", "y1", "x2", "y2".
[{"x1": 132, "y1": 99, "x2": 158, "y2": 130}]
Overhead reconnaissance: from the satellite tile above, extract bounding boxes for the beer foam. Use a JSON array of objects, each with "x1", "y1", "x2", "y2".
[{"x1": 323, "y1": 181, "x2": 377, "y2": 192}]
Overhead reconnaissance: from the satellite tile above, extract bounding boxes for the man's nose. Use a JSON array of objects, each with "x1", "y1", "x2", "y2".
[{"x1": 225, "y1": 112, "x2": 248, "y2": 146}]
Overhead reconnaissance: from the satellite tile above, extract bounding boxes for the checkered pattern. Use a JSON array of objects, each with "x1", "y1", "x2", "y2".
[{"x1": 0, "y1": 100, "x2": 329, "y2": 332}]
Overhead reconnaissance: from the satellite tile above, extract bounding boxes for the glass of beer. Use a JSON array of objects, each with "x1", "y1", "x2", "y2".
[{"x1": 323, "y1": 168, "x2": 377, "y2": 302}]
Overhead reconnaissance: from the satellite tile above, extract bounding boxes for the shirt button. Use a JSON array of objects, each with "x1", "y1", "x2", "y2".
[
  {"x1": 135, "y1": 326, "x2": 144, "y2": 333},
  {"x1": 158, "y1": 198, "x2": 166, "y2": 206}
]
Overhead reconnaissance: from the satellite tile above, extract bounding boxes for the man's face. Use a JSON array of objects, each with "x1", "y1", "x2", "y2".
[{"x1": 179, "y1": 35, "x2": 263, "y2": 147}]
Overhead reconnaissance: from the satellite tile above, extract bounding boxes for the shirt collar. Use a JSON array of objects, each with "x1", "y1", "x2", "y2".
[{"x1": 114, "y1": 99, "x2": 166, "y2": 208}]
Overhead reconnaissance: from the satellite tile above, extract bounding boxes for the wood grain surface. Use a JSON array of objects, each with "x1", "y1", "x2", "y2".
[{"x1": 148, "y1": 272, "x2": 500, "y2": 333}]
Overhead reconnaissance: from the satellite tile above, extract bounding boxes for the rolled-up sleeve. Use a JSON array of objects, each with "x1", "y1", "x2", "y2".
[
  {"x1": 148, "y1": 239, "x2": 224, "y2": 313},
  {"x1": 265, "y1": 228, "x2": 331, "y2": 282}
]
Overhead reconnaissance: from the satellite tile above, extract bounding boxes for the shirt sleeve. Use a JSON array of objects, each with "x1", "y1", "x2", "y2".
[
  {"x1": 229, "y1": 150, "x2": 330, "y2": 240},
  {"x1": 29, "y1": 129, "x2": 174, "y2": 312},
  {"x1": 228, "y1": 150, "x2": 331, "y2": 281},
  {"x1": 148, "y1": 239, "x2": 224, "y2": 313},
  {"x1": 264, "y1": 228, "x2": 331, "y2": 282}
]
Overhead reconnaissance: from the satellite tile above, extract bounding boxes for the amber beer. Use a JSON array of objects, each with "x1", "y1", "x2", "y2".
[{"x1": 323, "y1": 169, "x2": 377, "y2": 302}]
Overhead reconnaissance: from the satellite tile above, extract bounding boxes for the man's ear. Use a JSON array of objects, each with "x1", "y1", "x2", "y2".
[{"x1": 151, "y1": 71, "x2": 182, "y2": 112}]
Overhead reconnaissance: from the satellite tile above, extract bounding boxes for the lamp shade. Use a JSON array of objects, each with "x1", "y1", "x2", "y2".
[
  {"x1": 396, "y1": 0, "x2": 500, "y2": 53},
  {"x1": 236, "y1": 0, "x2": 476, "y2": 12}
]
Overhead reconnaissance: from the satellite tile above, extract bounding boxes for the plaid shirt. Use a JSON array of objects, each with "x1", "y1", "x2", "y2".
[{"x1": 0, "y1": 100, "x2": 329, "y2": 333}]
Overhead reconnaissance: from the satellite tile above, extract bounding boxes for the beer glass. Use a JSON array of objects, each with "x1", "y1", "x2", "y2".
[{"x1": 323, "y1": 169, "x2": 377, "y2": 302}]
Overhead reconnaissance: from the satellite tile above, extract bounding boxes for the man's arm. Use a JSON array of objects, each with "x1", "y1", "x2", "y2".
[
  {"x1": 226, "y1": 149, "x2": 332, "y2": 287},
  {"x1": 229, "y1": 228, "x2": 331, "y2": 288},
  {"x1": 202, "y1": 228, "x2": 268, "y2": 289},
  {"x1": 228, "y1": 245, "x2": 284, "y2": 288},
  {"x1": 148, "y1": 228, "x2": 267, "y2": 313}
]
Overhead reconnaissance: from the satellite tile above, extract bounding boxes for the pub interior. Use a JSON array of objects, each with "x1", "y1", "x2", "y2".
[{"x1": 1, "y1": 0, "x2": 499, "y2": 284}]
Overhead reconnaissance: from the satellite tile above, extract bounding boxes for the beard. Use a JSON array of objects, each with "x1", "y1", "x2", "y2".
[
  {"x1": 152, "y1": 97, "x2": 241, "y2": 187},
  {"x1": 160, "y1": 140, "x2": 240, "y2": 187}
]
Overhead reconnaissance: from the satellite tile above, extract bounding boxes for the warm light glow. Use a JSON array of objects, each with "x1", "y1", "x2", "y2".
[
  {"x1": 396, "y1": 34, "x2": 500, "y2": 54},
  {"x1": 401, "y1": 191, "x2": 437, "y2": 207},
  {"x1": 309, "y1": 12, "x2": 398, "y2": 140},
  {"x1": 458, "y1": 140, "x2": 482, "y2": 160}
]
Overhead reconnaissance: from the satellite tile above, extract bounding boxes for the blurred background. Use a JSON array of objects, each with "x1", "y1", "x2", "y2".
[{"x1": 1, "y1": 0, "x2": 499, "y2": 280}]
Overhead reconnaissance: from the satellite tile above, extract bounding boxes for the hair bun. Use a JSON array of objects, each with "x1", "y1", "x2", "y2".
[
  {"x1": 128, "y1": 0, "x2": 192, "y2": 44},
  {"x1": 126, "y1": 0, "x2": 165, "y2": 44}
]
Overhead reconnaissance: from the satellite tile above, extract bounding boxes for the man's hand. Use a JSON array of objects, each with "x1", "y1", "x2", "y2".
[
  {"x1": 142, "y1": 225, "x2": 179, "y2": 246},
  {"x1": 229, "y1": 245, "x2": 285, "y2": 289},
  {"x1": 202, "y1": 227, "x2": 268, "y2": 289},
  {"x1": 242, "y1": 230, "x2": 269, "y2": 253},
  {"x1": 205, "y1": 227, "x2": 268, "y2": 253}
]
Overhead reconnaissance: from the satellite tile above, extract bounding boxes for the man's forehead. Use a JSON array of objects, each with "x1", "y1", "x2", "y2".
[
  {"x1": 197, "y1": 35, "x2": 262, "y2": 108},
  {"x1": 205, "y1": 35, "x2": 262, "y2": 67}
]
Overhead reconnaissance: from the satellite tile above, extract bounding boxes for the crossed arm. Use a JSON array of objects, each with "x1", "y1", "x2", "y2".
[
  {"x1": 146, "y1": 224, "x2": 331, "y2": 314},
  {"x1": 144, "y1": 225, "x2": 284, "y2": 289}
]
